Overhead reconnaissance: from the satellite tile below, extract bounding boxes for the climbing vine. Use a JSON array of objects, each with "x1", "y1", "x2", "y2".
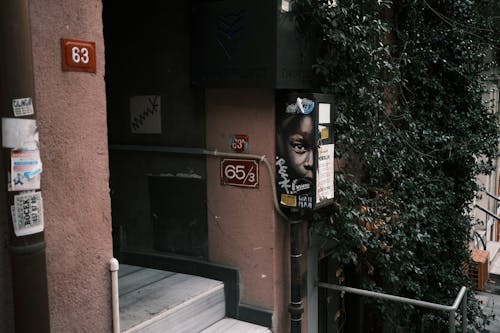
[{"x1": 294, "y1": 0, "x2": 500, "y2": 331}]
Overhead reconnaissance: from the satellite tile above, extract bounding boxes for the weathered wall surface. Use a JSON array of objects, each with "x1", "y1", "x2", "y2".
[
  {"x1": 206, "y1": 89, "x2": 288, "y2": 332},
  {"x1": 29, "y1": 1, "x2": 113, "y2": 332}
]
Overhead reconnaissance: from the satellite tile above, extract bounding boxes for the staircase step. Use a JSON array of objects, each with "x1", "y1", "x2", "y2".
[
  {"x1": 119, "y1": 266, "x2": 175, "y2": 295},
  {"x1": 201, "y1": 318, "x2": 271, "y2": 333},
  {"x1": 120, "y1": 265, "x2": 225, "y2": 333}
]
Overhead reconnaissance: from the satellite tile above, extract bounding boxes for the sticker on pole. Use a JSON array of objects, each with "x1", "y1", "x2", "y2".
[
  {"x1": 12, "y1": 97, "x2": 34, "y2": 117},
  {"x1": 2, "y1": 118, "x2": 38, "y2": 149},
  {"x1": 11, "y1": 148, "x2": 42, "y2": 191},
  {"x1": 12, "y1": 191, "x2": 44, "y2": 236},
  {"x1": 221, "y1": 159, "x2": 258, "y2": 188}
]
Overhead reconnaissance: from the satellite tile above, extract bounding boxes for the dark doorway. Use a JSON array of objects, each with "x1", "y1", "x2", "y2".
[{"x1": 102, "y1": 0, "x2": 208, "y2": 260}]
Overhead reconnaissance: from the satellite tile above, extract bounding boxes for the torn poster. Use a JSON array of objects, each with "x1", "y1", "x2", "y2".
[{"x1": 11, "y1": 147, "x2": 42, "y2": 191}]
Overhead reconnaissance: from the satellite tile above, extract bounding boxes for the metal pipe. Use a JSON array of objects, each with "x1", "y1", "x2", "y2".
[
  {"x1": 289, "y1": 210, "x2": 303, "y2": 333},
  {"x1": 110, "y1": 258, "x2": 120, "y2": 333},
  {"x1": 317, "y1": 283, "x2": 467, "y2": 313},
  {"x1": 461, "y1": 291, "x2": 467, "y2": 333},
  {"x1": 449, "y1": 310, "x2": 455, "y2": 333},
  {"x1": 109, "y1": 144, "x2": 289, "y2": 221},
  {"x1": 0, "y1": 1, "x2": 50, "y2": 332}
]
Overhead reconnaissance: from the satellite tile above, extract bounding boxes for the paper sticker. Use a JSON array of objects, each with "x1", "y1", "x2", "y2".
[
  {"x1": 2, "y1": 118, "x2": 38, "y2": 148},
  {"x1": 320, "y1": 126, "x2": 329, "y2": 140},
  {"x1": 286, "y1": 97, "x2": 315, "y2": 115},
  {"x1": 130, "y1": 95, "x2": 162, "y2": 134},
  {"x1": 11, "y1": 148, "x2": 42, "y2": 191},
  {"x1": 280, "y1": 194, "x2": 297, "y2": 207},
  {"x1": 316, "y1": 144, "x2": 335, "y2": 203},
  {"x1": 319, "y1": 103, "x2": 331, "y2": 124},
  {"x1": 12, "y1": 191, "x2": 44, "y2": 236},
  {"x1": 12, "y1": 98, "x2": 34, "y2": 117}
]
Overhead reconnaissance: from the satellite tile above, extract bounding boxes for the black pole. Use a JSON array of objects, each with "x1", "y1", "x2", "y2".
[
  {"x1": 0, "y1": 1, "x2": 50, "y2": 332},
  {"x1": 289, "y1": 208, "x2": 304, "y2": 333}
]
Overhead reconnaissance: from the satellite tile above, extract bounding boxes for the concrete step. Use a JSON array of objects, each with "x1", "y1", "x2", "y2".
[
  {"x1": 120, "y1": 265, "x2": 225, "y2": 333},
  {"x1": 201, "y1": 318, "x2": 272, "y2": 333}
]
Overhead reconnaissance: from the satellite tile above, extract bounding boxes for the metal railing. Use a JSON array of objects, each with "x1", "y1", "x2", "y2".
[
  {"x1": 474, "y1": 204, "x2": 499, "y2": 244},
  {"x1": 472, "y1": 230, "x2": 487, "y2": 250},
  {"x1": 485, "y1": 191, "x2": 500, "y2": 203},
  {"x1": 475, "y1": 204, "x2": 499, "y2": 221},
  {"x1": 317, "y1": 282, "x2": 467, "y2": 333}
]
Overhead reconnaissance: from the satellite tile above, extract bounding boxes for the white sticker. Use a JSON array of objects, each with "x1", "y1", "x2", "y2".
[
  {"x1": 281, "y1": 0, "x2": 291, "y2": 12},
  {"x1": 319, "y1": 103, "x2": 331, "y2": 124},
  {"x1": 12, "y1": 97, "x2": 34, "y2": 117},
  {"x1": 11, "y1": 148, "x2": 42, "y2": 191},
  {"x1": 12, "y1": 191, "x2": 44, "y2": 237},
  {"x1": 2, "y1": 118, "x2": 38, "y2": 148},
  {"x1": 316, "y1": 144, "x2": 335, "y2": 204},
  {"x1": 130, "y1": 95, "x2": 162, "y2": 134}
]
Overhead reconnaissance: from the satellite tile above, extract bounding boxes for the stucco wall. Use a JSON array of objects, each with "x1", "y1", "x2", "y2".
[
  {"x1": 29, "y1": 1, "x2": 113, "y2": 332},
  {"x1": 206, "y1": 89, "x2": 289, "y2": 332}
]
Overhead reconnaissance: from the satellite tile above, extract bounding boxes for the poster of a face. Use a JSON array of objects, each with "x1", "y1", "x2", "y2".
[
  {"x1": 276, "y1": 97, "x2": 316, "y2": 209},
  {"x1": 276, "y1": 95, "x2": 335, "y2": 210}
]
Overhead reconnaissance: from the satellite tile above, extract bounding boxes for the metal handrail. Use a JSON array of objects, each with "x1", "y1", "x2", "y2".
[
  {"x1": 317, "y1": 282, "x2": 467, "y2": 333},
  {"x1": 485, "y1": 191, "x2": 500, "y2": 202},
  {"x1": 473, "y1": 230, "x2": 487, "y2": 250},
  {"x1": 475, "y1": 204, "x2": 500, "y2": 221}
]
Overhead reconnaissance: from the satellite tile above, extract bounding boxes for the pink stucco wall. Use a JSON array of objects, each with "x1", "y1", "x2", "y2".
[
  {"x1": 29, "y1": 1, "x2": 113, "y2": 332},
  {"x1": 206, "y1": 89, "x2": 289, "y2": 332}
]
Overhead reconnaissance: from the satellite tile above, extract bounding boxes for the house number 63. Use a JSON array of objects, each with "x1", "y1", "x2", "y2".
[{"x1": 71, "y1": 46, "x2": 89, "y2": 64}]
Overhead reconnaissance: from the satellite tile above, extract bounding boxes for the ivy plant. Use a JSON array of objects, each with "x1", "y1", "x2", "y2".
[{"x1": 293, "y1": 0, "x2": 500, "y2": 331}]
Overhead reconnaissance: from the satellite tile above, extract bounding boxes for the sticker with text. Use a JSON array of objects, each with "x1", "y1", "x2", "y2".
[
  {"x1": 12, "y1": 191, "x2": 44, "y2": 236},
  {"x1": 12, "y1": 98, "x2": 34, "y2": 117}
]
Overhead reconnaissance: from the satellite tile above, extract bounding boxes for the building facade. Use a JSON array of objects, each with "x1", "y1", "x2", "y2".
[{"x1": 0, "y1": 1, "x2": 319, "y2": 332}]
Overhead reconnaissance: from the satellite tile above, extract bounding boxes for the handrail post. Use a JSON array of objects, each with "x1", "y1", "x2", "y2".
[
  {"x1": 461, "y1": 291, "x2": 467, "y2": 332},
  {"x1": 449, "y1": 310, "x2": 455, "y2": 333},
  {"x1": 110, "y1": 258, "x2": 120, "y2": 333}
]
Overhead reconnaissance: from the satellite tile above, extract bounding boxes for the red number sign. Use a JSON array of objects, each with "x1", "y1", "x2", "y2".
[
  {"x1": 230, "y1": 134, "x2": 249, "y2": 153},
  {"x1": 221, "y1": 159, "x2": 259, "y2": 188},
  {"x1": 61, "y1": 39, "x2": 96, "y2": 73}
]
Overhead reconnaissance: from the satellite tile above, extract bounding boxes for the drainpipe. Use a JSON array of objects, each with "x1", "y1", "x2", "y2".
[
  {"x1": 0, "y1": 1, "x2": 50, "y2": 332},
  {"x1": 289, "y1": 208, "x2": 304, "y2": 333}
]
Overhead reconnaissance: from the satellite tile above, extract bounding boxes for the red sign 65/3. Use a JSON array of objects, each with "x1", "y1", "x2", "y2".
[{"x1": 220, "y1": 159, "x2": 258, "y2": 188}]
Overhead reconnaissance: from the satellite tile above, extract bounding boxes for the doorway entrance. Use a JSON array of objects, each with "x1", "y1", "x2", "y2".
[{"x1": 102, "y1": 0, "x2": 208, "y2": 261}]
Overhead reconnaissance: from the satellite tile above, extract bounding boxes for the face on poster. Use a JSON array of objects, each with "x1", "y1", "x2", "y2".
[
  {"x1": 276, "y1": 98, "x2": 316, "y2": 209},
  {"x1": 276, "y1": 98, "x2": 334, "y2": 210}
]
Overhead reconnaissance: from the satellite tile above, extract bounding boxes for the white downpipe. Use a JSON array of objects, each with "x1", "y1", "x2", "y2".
[{"x1": 110, "y1": 258, "x2": 120, "y2": 333}]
